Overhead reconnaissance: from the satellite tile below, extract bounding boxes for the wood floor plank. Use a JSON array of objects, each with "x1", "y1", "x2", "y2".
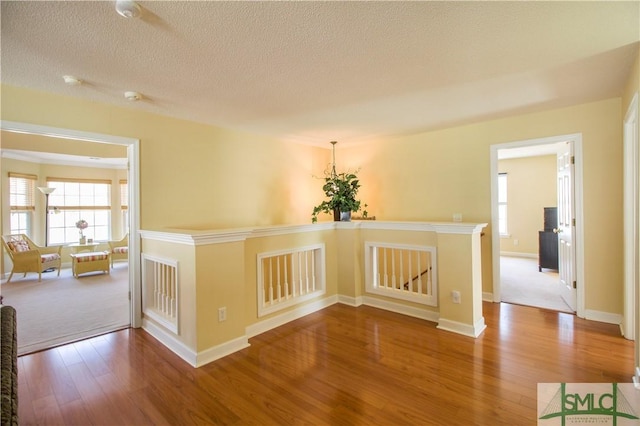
[
  {"x1": 58, "y1": 399, "x2": 93, "y2": 426},
  {"x1": 65, "y1": 361, "x2": 127, "y2": 425},
  {"x1": 93, "y1": 372, "x2": 153, "y2": 425},
  {"x1": 16, "y1": 301, "x2": 634, "y2": 425},
  {"x1": 30, "y1": 395, "x2": 65, "y2": 426}
]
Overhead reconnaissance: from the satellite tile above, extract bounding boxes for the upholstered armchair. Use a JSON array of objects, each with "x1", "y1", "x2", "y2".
[
  {"x1": 1, "y1": 234, "x2": 62, "y2": 283},
  {"x1": 107, "y1": 233, "x2": 129, "y2": 267}
]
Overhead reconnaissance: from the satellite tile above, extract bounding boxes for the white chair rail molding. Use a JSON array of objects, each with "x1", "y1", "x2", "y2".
[{"x1": 139, "y1": 220, "x2": 487, "y2": 367}]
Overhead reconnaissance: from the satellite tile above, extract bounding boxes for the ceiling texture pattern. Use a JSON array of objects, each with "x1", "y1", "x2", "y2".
[{"x1": 1, "y1": 1, "x2": 639, "y2": 146}]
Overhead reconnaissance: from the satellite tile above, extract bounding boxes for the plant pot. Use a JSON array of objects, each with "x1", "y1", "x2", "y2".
[
  {"x1": 333, "y1": 208, "x2": 341, "y2": 222},
  {"x1": 79, "y1": 236, "x2": 86, "y2": 244},
  {"x1": 340, "y1": 211, "x2": 351, "y2": 222}
]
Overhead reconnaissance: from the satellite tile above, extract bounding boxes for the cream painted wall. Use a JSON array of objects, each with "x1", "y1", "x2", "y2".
[
  {"x1": 195, "y1": 241, "x2": 246, "y2": 351},
  {"x1": 498, "y1": 155, "x2": 556, "y2": 255},
  {"x1": 342, "y1": 98, "x2": 624, "y2": 316},
  {"x1": 1, "y1": 130, "x2": 128, "y2": 158},
  {"x1": 622, "y1": 45, "x2": 639, "y2": 112},
  {"x1": 1, "y1": 85, "x2": 326, "y2": 230},
  {"x1": 0, "y1": 85, "x2": 628, "y2": 317}
]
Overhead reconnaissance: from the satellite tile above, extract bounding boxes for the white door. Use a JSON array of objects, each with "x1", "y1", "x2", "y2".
[{"x1": 556, "y1": 142, "x2": 577, "y2": 311}]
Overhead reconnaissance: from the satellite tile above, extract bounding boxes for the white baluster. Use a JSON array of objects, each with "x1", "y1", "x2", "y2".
[
  {"x1": 311, "y1": 249, "x2": 316, "y2": 292},
  {"x1": 284, "y1": 254, "x2": 289, "y2": 300},
  {"x1": 399, "y1": 250, "x2": 404, "y2": 291},
  {"x1": 303, "y1": 251, "x2": 309, "y2": 294},
  {"x1": 417, "y1": 251, "x2": 422, "y2": 295},
  {"x1": 298, "y1": 251, "x2": 303, "y2": 296},
  {"x1": 383, "y1": 248, "x2": 388, "y2": 289},
  {"x1": 277, "y1": 255, "x2": 282, "y2": 302},
  {"x1": 269, "y1": 257, "x2": 273, "y2": 305}
]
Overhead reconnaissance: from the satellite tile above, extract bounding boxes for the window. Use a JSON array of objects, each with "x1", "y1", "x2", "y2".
[
  {"x1": 120, "y1": 179, "x2": 129, "y2": 234},
  {"x1": 9, "y1": 173, "x2": 36, "y2": 235},
  {"x1": 46, "y1": 178, "x2": 111, "y2": 244},
  {"x1": 498, "y1": 173, "x2": 508, "y2": 235}
]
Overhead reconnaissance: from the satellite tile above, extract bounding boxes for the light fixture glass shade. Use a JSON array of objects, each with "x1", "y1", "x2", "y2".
[
  {"x1": 115, "y1": 0, "x2": 141, "y2": 18},
  {"x1": 37, "y1": 187, "x2": 56, "y2": 195},
  {"x1": 124, "y1": 91, "x2": 142, "y2": 101},
  {"x1": 62, "y1": 75, "x2": 82, "y2": 85}
]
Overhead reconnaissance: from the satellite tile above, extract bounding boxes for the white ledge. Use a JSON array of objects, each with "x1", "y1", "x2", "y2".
[
  {"x1": 140, "y1": 221, "x2": 488, "y2": 245},
  {"x1": 357, "y1": 221, "x2": 487, "y2": 234}
]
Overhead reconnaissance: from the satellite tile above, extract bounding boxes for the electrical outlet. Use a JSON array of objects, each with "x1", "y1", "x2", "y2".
[
  {"x1": 451, "y1": 291, "x2": 461, "y2": 304},
  {"x1": 218, "y1": 307, "x2": 227, "y2": 322},
  {"x1": 513, "y1": 239, "x2": 519, "y2": 246},
  {"x1": 453, "y1": 213, "x2": 462, "y2": 222}
]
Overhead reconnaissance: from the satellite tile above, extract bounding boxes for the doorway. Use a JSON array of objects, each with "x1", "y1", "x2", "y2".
[
  {"x1": 0, "y1": 120, "x2": 142, "y2": 351},
  {"x1": 490, "y1": 134, "x2": 585, "y2": 317}
]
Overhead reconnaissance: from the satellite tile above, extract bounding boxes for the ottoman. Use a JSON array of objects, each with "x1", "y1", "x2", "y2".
[{"x1": 70, "y1": 251, "x2": 111, "y2": 277}]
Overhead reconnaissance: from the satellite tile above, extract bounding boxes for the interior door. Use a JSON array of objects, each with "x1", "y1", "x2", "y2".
[{"x1": 556, "y1": 142, "x2": 577, "y2": 311}]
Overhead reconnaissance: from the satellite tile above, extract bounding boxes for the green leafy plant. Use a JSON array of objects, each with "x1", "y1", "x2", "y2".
[{"x1": 311, "y1": 172, "x2": 368, "y2": 223}]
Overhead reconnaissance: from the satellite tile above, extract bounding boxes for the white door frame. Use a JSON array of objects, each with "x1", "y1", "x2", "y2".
[
  {"x1": 0, "y1": 120, "x2": 142, "y2": 328},
  {"x1": 490, "y1": 133, "x2": 585, "y2": 318},
  {"x1": 623, "y1": 93, "x2": 638, "y2": 343}
]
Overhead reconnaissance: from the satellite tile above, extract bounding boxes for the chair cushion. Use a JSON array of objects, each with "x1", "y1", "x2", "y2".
[
  {"x1": 40, "y1": 253, "x2": 61, "y2": 263},
  {"x1": 112, "y1": 247, "x2": 128, "y2": 254},
  {"x1": 8, "y1": 240, "x2": 29, "y2": 252},
  {"x1": 74, "y1": 252, "x2": 109, "y2": 262}
]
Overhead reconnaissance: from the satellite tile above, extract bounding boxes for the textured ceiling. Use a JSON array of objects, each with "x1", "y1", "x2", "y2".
[{"x1": 1, "y1": 1, "x2": 639, "y2": 146}]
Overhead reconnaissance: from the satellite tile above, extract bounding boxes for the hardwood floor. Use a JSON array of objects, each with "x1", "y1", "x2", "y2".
[{"x1": 17, "y1": 302, "x2": 634, "y2": 425}]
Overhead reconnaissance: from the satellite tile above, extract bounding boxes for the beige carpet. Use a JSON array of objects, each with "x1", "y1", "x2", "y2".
[
  {"x1": 0, "y1": 263, "x2": 129, "y2": 355},
  {"x1": 500, "y1": 256, "x2": 573, "y2": 313}
]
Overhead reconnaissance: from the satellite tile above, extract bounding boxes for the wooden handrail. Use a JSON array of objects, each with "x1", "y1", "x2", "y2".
[{"x1": 404, "y1": 267, "x2": 431, "y2": 290}]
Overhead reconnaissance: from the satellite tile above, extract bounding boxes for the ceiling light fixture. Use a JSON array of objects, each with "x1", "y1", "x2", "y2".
[
  {"x1": 115, "y1": 0, "x2": 141, "y2": 18},
  {"x1": 62, "y1": 75, "x2": 82, "y2": 85},
  {"x1": 124, "y1": 91, "x2": 142, "y2": 101}
]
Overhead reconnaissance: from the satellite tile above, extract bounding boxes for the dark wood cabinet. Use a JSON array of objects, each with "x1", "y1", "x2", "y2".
[{"x1": 538, "y1": 231, "x2": 558, "y2": 271}]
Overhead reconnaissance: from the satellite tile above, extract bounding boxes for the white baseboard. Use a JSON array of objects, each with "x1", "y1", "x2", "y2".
[
  {"x1": 500, "y1": 251, "x2": 537, "y2": 259},
  {"x1": 246, "y1": 295, "x2": 338, "y2": 338},
  {"x1": 584, "y1": 309, "x2": 623, "y2": 326},
  {"x1": 337, "y1": 294, "x2": 363, "y2": 307},
  {"x1": 360, "y1": 296, "x2": 439, "y2": 323},
  {"x1": 196, "y1": 336, "x2": 250, "y2": 368},
  {"x1": 144, "y1": 319, "x2": 251, "y2": 368},
  {"x1": 437, "y1": 316, "x2": 486, "y2": 338},
  {"x1": 143, "y1": 318, "x2": 197, "y2": 367}
]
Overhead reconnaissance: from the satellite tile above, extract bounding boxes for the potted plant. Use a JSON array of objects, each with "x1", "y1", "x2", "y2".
[{"x1": 311, "y1": 171, "x2": 368, "y2": 223}]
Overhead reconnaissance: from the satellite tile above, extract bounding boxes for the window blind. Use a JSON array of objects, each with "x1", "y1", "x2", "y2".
[
  {"x1": 9, "y1": 172, "x2": 36, "y2": 211},
  {"x1": 120, "y1": 180, "x2": 128, "y2": 209}
]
